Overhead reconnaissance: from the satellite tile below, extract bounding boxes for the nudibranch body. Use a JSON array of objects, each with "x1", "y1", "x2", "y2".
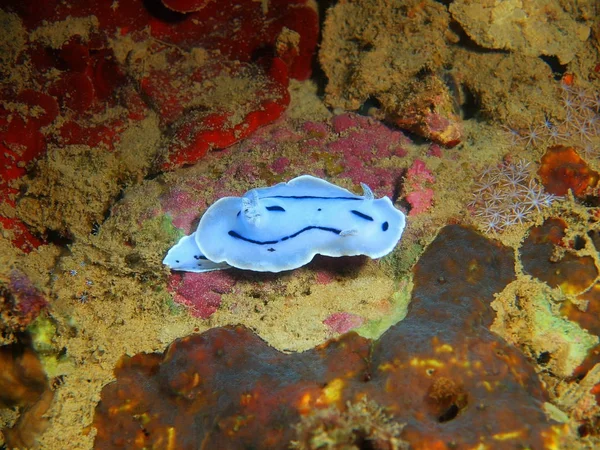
[{"x1": 163, "y1": 175, "x2": 406, "y2": 273}]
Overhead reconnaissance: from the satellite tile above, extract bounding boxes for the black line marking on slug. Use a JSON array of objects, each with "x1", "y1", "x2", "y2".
[
  {"x1": 266, "y1": 195, "x2": 361, "y2": 200},
  {"x1": 228, "y1": 226, "x2": 342, "y2": 245},
  {"x1": 266, "y1": 205, "x2": 285, "y2": 212},
  {"x1": 267, "y1": 248, "x2": 276, "y2": 252},
  {"x1": 382, "y1": 221, "x2": 389, "y2": 231},
  {"x1": 351, "y1": 210, "x2": 374, "y2": 221},
  {"x1": 228, "y1": 231, "x2": 278, "y2": 245}
]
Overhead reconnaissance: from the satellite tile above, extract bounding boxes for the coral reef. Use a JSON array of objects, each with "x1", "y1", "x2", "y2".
[
  {"x1": 521, "y1": 217, "x2": 600, "y2": 338},
  {"x1": 319, "y1": 0, "x2": 598, "y2": 140},
  {"x1": 506, "y1": 81, "x2": 600, "y2": 154},
  {"x1": 131, "y1": 44, "x2": 291, "y2": 170},
  {"x1": 0, "y1": 0, "x2": 318, "y2": 245},
  {"x1": 468, "y1": 160, "x2": 558, "y2": 233},
  {"x1": 167, "y1": 271, "x2": 237, "y2": 319},
  {"x1": 93, "y1": 226, "x2": 563, "y2": 449},
  {"x1": 2, "y1": 1, "x2": 600, "y2": 448},
  {"x1": 0, "y1": 269, "x2": 48, "y2": 345},
  {"x1": 291, "y1": 397, "x2": 408, "y2": 450},
  {"x1": 449, "y1": 0, "x2": 590, "y2": 64},
  {"x1": 0, "y1": 344, "x2": 54, "y2": 448},
  {"x1": 319, "y1": 0, "x2": 463, "y2": 146},
  {"x1": 538, "y1": 146, "x2": 600, "y2": 198}
]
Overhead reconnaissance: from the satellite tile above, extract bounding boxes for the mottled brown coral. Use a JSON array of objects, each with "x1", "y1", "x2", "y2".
[
  {"x1": 521, "y1": 217, "x2": 600, "y2": 336},
  {"x1": 538, "y1": 146, "x2": 600, "y2": 198},
  {"x1": 521, "y1": 218, "x2": 598, "y2": 295},
  {"x1": 93, "y1": 226, "x2": 563, "y2": 449},
  {"x1": 0, "y1": 345, "x2": 54, "y2": 448}
]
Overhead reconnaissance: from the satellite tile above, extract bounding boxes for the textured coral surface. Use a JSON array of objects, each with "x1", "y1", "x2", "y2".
[
  {"x1": 1, "y1": 0, "x2": 600, "y2": 448},
  {"x1": 93, "y1": 226, "x2": 563, "y2": 449}
]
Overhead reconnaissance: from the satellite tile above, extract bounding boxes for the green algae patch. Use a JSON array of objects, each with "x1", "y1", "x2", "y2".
[
  {"x1": 491, "y1": 278, "x2": 598, "y2": 378},
  {"x1": 28, "y1": 313, "x2": 57, "y2": 354},
  {"x1": 140, "y1": 213, "x2": 185, "y2": 247},
  {"x1": 392, "y1": 242, "x2": 424, "y2": 277},
  {"x1": 27, "y1": 313, "x2": 71, "y2": 379},
  {"x1": 356, "y1": 277, "x2": 413, "y2": 340}
]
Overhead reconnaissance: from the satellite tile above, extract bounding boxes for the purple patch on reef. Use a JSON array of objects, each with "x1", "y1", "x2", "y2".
[
  {"x1": 302, "y1": 121, "x2": 330, "y2": 136},
  {"x1": 323, "y1": 312, "x2": 364, "y2": 334},
  {"x1": 161, "y1": 188, "x2": 202, "y2": 233},
  {"x1": 8, "y1": 269, "x2": 48, "y2": 317},
  {"x1": 270, "y1": 157, "x2": 289, "y2": 174},
  {"x1": 167, "y1": 271, "x2": 236, "y2": 319}
]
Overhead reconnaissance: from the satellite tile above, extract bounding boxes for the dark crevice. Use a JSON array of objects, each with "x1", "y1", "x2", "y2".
[
  {"x1": 357, "y1": 96, "x2": 382, "y2": 116},
  {"x1": 458, "y1": 83, "x2": 480, "y2": 120},
  {"x1": 312, "y1": 1, "x2": 335, "y2": 98},
  {"x1": 539, "y1": 55, "x2": 567, "y2": 80},
  {"x1": 581, "y1": 195, "x2": 600, "y2": 207},
  {"x1": 45, "y1": 229, "x2": 73, "y2": 247},
  {"x1": 142, "y1": 0, "x2": 188, "y2": 23},
  {"x1": 573, "y1": 235, "x2": 586, "y2": 251},
  {"x1": 438, "y1": 403, "x2": 460, "y2": 422},
  {"x1": 537, "y1": 351, "x2": 551, "y2": 365},
  {"x1": 99, "y1": 188, "x2": 126, "y2": 224},
  {"x1": 392, "y1": 170, "x2": 406, "y2": 205},
  {"x1": 449, "y1": 20, "x2": 510, "y2": 55}
]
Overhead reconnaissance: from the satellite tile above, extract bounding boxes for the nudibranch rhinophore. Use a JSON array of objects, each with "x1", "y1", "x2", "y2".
[{"x1": 163, "y1": 175, "x2": 406, "y2": 273}]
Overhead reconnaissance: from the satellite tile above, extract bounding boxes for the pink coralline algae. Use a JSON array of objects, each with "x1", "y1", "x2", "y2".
[
  {"x1": 160, "y1": 187, "x2": 207, "y2": 234},
  {"x1": 323, "y1": 312, "x2": 365, "y2": 334},
  {"x1": 403, "y1": 159, "x2": 435, "y2": 216},
  {"x1": 270, "y1": 157, "x2": 290, "y2": 174},
  {"x1": 167, "y1": 271, "x2": 236, "y2": 319},
  {"x1": 328, "y1": 114, "x2": 409, "y2": 159},
  {"x1": 312, "y1": 114, "x2": 410, "y2": 196}
]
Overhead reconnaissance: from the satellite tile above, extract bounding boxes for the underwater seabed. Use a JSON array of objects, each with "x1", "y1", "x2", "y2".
[{"x1": 2, "y1": 0, "x2": 600, "y2": 449}]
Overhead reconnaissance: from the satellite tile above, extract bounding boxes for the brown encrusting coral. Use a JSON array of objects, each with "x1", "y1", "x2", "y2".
[
  {"x1": 93, "y1": 226, "x2": 564, "y2": 449},
  {"x1": 538, "y1": 146, "x2": 600, "y2": 198},
  {"x1": 0, "y1": 345, "x2": 54, "y2": 448}
]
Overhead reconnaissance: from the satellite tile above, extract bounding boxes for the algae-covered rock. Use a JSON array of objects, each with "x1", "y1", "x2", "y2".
[
  {"x1": 492, "y1": 279, "x2": 598, "y2": 378},
  {"x1": 449, "y1": 0, "x2": 590, "y2": 64}
]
